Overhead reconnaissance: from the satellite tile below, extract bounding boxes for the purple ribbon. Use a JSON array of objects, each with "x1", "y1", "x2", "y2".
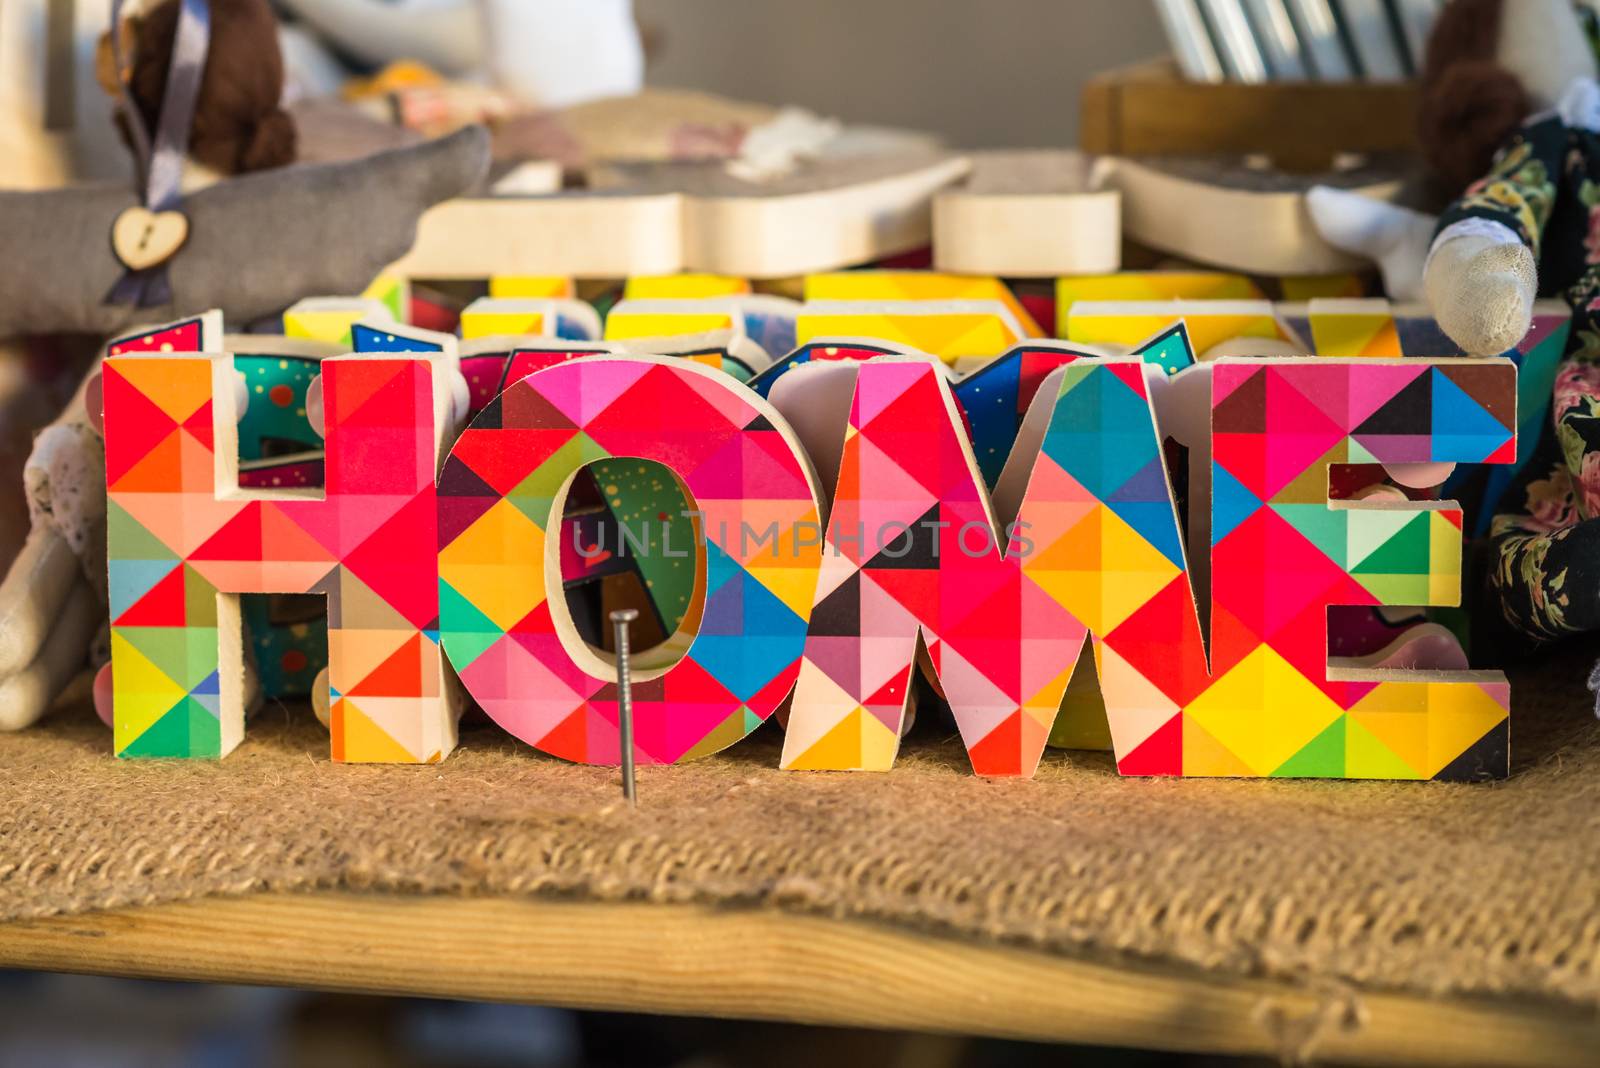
[{"x1": 105, "y1": 0, "x2": 211, "y2": 308}]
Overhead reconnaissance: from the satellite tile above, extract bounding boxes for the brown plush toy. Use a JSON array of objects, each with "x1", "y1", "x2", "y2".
[
  {"x1": 99, "y1": 0, "x2": 296, "y2": 182},
  {"x1": 1417, "y1": 0, "x2": 1539, "y2": 200}
]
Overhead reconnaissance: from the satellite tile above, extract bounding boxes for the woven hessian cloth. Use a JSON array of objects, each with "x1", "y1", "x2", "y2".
[{"x1": 3, "y1": 640, "x2": 1599, "y2": 1010}]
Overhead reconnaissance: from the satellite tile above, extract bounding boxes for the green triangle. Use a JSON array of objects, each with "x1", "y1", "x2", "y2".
[
  {"x1": 1272, "y1": 715, "x2": 1346, "y2": 777},
  {"x1": 1272, "y1": 505, "x2": 1348, "y2": 569},
  {"x1": 184, "y1": 565, "x2": 219, "y2": 627},
  {"x1": 119, "y1": 696, "x2": 221, "y2": 759},
  {"x1": 506, "y1": 432, "x2": 611, "y2": 525},
  {"x1": 106, "y1": 500, "x2": 179, "y2": 562},
  {"x1": 1351, "y1": 512, "x2": 1431, "y2": 575},
  {"x1": 117, "y1": 626, "x2": 219, "y2": 691},
  {"x1": 1345, "y1": 716, "x2": 1422, "y2": 780},
  {"x1": 1351, "y1": 572, "x2": 1430, "y2": 605},
  {"x1": 1346, "y1": 439, "x2": 1378, "y2": 464},
  {"x1": 438, "y1": 581, "x2": 505, "y2": 669}
]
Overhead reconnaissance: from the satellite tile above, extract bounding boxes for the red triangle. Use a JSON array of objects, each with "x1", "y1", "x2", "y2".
[
  {"x1": 1212, "y1": 431, "x2": 1269, "y2": 498},
  {"x1": 662, "y1": 655, "x2": 738, "y2": 706},
  {"x1": 190, "y1": 503, "x2": 264, "y2": 561},
  {"x1": 863, "y1": 567, "x2": 942, "y2": 625},
  {"x1": 1116, "y1": 712, "x2": 1182, "y2": 776},
  {"x1": 1266, "y1": 585, "x2": 1376, "y2": 709},
  {"x1": 261, "y1": 505, "x2": 337, "y2": 565},
  {"x1": 113, "y1": 565, "x2": 186, "y2": 627},
  {"x1": 746, "y1": 659, "x2": 800, "y2": 717},
  {"x1": 1106, "y1": 362, "x2": 1148, "y2": 397},
  {"x1": 102, "y1": 363, "x2": 181, "y2": 486},
  {"x1": 539, "y1": 705, "x2": 590, "y2": 762},
  {"x1": 180, "y1": 399, "x2": 214, "y2": 450},
  {"x1": 860, "y1": 376, "x2": 974, "y2": 498},
  {"x1": 863, "y1": 669, "x2": 910, "y2": 714},
  {"x1": 109, "y1": 431, "x2": 185, "y2": 493},
  {"x1": 348, "y1": 634, "x2": 424, "y2": 696},
  {"x1": 448, "y1": 426, "x2": 577, "y2": 496},
  {"x1": 340, "y1": 492, "x2": 439, "y2": 629},
  {"x1": 1212, "y1": 509, "x2": 1351, "y2": 643},
  {"x1": 967, "y1": 710, "x2": 1024, "y2": 776},
  {"x1": 333, "y1": 360, "x2": 412, "y2": 428},
  {"x1": 1103, "y1": 575, "x2": 1210, "y2": 706}
]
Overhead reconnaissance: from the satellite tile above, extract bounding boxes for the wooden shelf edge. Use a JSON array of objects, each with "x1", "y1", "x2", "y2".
[{"x1": 0, "y1": 892, "x2": 1593, "y2": 1066}]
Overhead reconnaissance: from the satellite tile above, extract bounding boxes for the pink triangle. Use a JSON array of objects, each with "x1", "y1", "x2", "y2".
[
  {"x1": 853, "y1": 362, "x2": 935, "y2": 427},
  {"x1": 1262, "y1": 371, "x2": 1350, "y2": 498},
  {"x1": 576, "y1": 359, "x2": 655, "y2": 424},
  {"x1": 1349, "y1": 363, "x2": 1426, "y2": 428}
]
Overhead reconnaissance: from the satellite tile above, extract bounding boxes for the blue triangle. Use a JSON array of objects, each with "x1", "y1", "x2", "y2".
[
  {"x1": 1108, "y1": 456, "x2": 1172, "y2": 504},
  {"x1": 192, "y1": 670, "x2": 220, "y2": 696},
  {"x1": 110, "y1": 560, "x2": 182, "y2": 620},
  {"x1": 953, "y1": 354, "x2": 1024, "y2": 488},
  {"x1": 1212, "y1": 463, "x2": 1264, "y2": 545},
  {"x1": 351, "y1": 323, "x2": 443, "y2": 353},
  {"x1": 1043, "y1": 367, "x2": 1155, "y2": 500},
  {"x1": 1431, "y1": 370, "x2": 1512, "y2": 462},
  {"x1": 1109, "y1": 501, "x2": 1188, "y2": 569}
]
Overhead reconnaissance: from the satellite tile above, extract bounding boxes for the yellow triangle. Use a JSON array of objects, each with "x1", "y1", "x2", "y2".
[
  {"x1": 1181, "y1": 714, "x2": 1256, "y2": 777},
  {"x1": 438, "y1": 498, "x2": 547, "y2": 632},
  {"x1": 336, "y1": 698, "x2": 423, "y2": 763},
  {"x1": 1310, "y1": 313, "x2": 1395, "y2": 358},
  {"x1": 107, "y1": 357, "x2": 214, "y2": 424},
  {"x1": 1425, "y1": 681, "x2": 1509, "y2": 778},
  {"x1": 746, "y1": 564, "x2": 823, "y2": 620},
  {"x1": 783, "y1": 707, "x2": 899, "y2": 771},
  {"x1": 109, "y1": 632, "x2": 190, "y2": 751},
  {"x1": 1185, "y1": 646, "x2": 1344, "y2": 776},
  {"x1": 1098, "y1": 507, "x2": 1182, "y2": 633},
  {"x1": 459, "y1": 310, "x2": 544, "y2": 340},
  {"x1": 283, "y1": 310, "x2": 362, "y2": 344},
  {"x1": 784, "y1": 707, "x2": 864, "y2": 769}
]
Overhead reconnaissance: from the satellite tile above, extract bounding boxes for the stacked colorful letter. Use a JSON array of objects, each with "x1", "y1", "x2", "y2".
[{"x1": 781, "y1": 357, "x2": 1516, "y2": 780}]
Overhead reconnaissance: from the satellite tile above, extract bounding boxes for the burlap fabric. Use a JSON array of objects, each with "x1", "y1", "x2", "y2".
[{"x1": 3, "y1": 641, "x2": 1599, "y2": 1012}]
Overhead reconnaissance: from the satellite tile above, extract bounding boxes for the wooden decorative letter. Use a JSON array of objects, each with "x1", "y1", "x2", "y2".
[
  {"x1": 436, "y1": 356, "x2": 823, "y2": 765},
  {"x1": 105, "y1": 352, "x2": 456, "y2": 761},
  {"x1": 781, "y1": 356, "x2": 1518, "y2": 780}
]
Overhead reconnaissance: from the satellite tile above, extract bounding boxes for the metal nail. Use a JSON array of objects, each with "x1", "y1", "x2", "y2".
[{"x1": 610, "y1": 609, "x2": 640, "y2": 807}]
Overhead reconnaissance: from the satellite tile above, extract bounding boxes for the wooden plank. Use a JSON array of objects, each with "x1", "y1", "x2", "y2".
[
  {"x1": 1079, "y1": 59, "x2": 1418, "y2": 171},
  {"x1": 0, "y1": 893, "x2": 1595, "y2": 1065}
]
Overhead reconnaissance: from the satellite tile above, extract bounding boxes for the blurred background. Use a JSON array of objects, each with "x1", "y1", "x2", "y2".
[{"x1": 634, "y1": 0, "x2": 1167, "y2": 148}]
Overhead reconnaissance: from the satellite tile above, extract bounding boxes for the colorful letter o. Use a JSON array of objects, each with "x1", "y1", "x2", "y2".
[{"x1": 437, "y1": 357, "x2": 823, "y2": 764}]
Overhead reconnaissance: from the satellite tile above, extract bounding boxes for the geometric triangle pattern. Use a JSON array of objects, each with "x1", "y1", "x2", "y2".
[
  {"x1": 781, "y1": 354, "x2": 1517, "y2": 781},
  {"x1": 437, "y1": 356, "x2": 822, "y2": 766},
  {"x1": 950, "y1": 344, "x2": 1087, "y2": 487},
  {"x1": 1196, "y1": 357, "x2": 1516, "y2": 780},
  {"x1": 780, "y1": 357, "x2": 1093, "y2": 778},
  {"x1": 105, "y1": 351, "x2": 454, "y2": 764},
  {"x1": 1306, "y1": 300, "x2": 1567, "y2": 534}
]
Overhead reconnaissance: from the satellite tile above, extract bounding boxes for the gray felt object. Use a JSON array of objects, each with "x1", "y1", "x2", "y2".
[{"x1": 0, "y1": 125, "x2": 490, "y2": 337}]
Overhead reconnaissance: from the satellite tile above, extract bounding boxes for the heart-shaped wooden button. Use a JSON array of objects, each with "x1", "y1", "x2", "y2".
[{"x1": 111, "y1": 206, "x2": 189, "y2": 271}]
